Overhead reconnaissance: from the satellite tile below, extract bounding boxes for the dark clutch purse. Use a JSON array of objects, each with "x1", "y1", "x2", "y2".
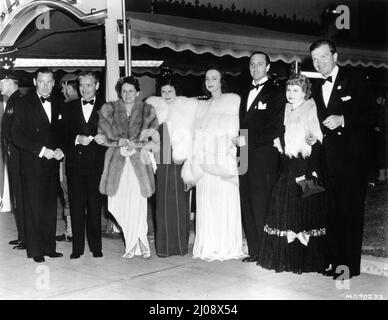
[{"x1": 296, "y1": 177, "x2": 325, "y2": 198}]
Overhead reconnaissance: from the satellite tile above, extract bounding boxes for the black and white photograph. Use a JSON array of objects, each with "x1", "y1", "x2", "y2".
[{"x1": 0, "y1": 0, "x2": 387, "y2": 306}]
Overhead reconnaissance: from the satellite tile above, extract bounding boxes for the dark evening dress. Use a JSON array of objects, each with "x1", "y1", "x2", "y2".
[
  {"x1": 155, "y1": 122, "x2": 189, "y2": 257},
  {"x1": 257, "y1": 99, "x2": 327, "y2": 274}
]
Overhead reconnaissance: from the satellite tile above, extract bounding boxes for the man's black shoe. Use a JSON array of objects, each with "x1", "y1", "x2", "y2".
[
  {"x1": 242, "y1": 255, "x2": 258, "y2": 262},
  {"x1": 46, "y1": 252, "x2": 63, "y2": 258},
  {"x1": 70, "y1": 253, "x2": 81, "y2": 259},
  {"x1": 92, "y1": 251, "x2": 103, "y2": 258},
  {"x1": 33, "y1": 256, "x2": 45, "y2": 263},
  {"x1": 9, "y1": 239, "x2": 20, "y2": 245}
]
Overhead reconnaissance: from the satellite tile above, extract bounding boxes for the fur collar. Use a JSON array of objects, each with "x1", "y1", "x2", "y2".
[{"x1": 100, "y1": 98, "x2": 158, "y2": 140}]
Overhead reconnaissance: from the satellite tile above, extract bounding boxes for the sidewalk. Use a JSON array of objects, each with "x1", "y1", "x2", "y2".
[{"x1": 0, "y1": 212, "x2": 387, "y2": 300}]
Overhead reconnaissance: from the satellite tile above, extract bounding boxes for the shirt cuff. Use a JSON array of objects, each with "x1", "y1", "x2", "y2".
[
  {"x1": 75, "y1": 135, "x2": 80, "y2": 145},
  {"x1": 342, "y1": 116, "x2": 345, "y2": 127},
  {"x1": 39, "y1": 146, "x2": 46, "y2": 158}
]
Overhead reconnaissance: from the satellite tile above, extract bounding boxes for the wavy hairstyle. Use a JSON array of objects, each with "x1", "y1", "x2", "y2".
[
  {"x1": 202, "y1": 66, "x2": 229, "y2": 97},
  {"x1": 286, "y1": 74, "x2": 312, "y2": 100},
  {"x1": 115, "y1": 75, "x2": 140, "y2": 98}
]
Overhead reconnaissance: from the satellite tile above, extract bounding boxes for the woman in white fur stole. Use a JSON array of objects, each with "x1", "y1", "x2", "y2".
[
  {"x1": 146, "y1": 75, "x2": 198, "y2": 257},
  {"x1": 257, "y1": 74, "x2": 327, "y2": 274},
  {"x1": 98, "y1": 76, "x2": 159, "y2": 259},
  {"x1": 182, "y1": 67, "x2": 245, "y2": 261}
]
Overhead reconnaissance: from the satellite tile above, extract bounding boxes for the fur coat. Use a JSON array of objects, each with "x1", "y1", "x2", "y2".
[
  {"x1": 274, "y1": 98, "x2": 323, "y2": 158},
  {"x1": 98, "y1": 99, "x2": 159, "y2": 197},
  {"x1": 145, "y1": 96, "x2": 198, "y2": 164},
  {"x1": 181, "y1": 93, "x2": 241, "y2": 186}
]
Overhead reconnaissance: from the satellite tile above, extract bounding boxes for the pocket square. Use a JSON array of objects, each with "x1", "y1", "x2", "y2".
[
  {"x1": 341, "y1": 96, "x2": 351, "y2": 101},
  {"x1": 58, "y1": 114, "x2": 62, "y2": 120},
  {"x1": 258, "y1": 101, "x2": 267, "y2": 110}
]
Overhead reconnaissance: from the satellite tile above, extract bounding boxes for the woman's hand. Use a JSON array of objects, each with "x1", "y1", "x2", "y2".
[
  {"x1": 118, "y1": 138, "x2": 130, "y2": 147},
  {"x1": 305, "y1": 133, "x2": 317, "y2": 146},
  {"x1": 94, "y1": 134, "x2": 107, "y2": 145},
  {"x1": 126, "y1": 140, "x2": 136, "y2": 152}
]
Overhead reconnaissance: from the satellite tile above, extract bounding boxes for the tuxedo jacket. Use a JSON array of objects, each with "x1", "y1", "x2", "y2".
[
  {"x1": 239, "y1": 80, "x2": 285, "y2": 151},
  {"x1": 312, "y1": 67, "x2": 373, "y2": 175},
  {"x1": 65, "y1": 96, "x2": 106, "y2": 175},
  {"x1": 1, "y1": 90, "x2": 23, "y2": 159},
  {"x1": 10, "y1": 91, "x2": 63, "y2": 176}
]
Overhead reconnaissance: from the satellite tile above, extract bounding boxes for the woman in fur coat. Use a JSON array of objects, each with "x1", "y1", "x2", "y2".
[
  {"x1": 98, "y1": 76, "x2": 159, "y2": 259},
  {"x1": 182, "y1": 67, "x2": 245, "y2": 262},
  {"x1": 146, "y1": 75, "x2": 198, "y2": 257},
  {"x1": 257, "y1": 74, "x2": 327, "y2": 274}
]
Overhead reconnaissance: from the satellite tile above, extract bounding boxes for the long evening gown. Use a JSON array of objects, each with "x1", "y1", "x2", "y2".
[{"x1": 191, "y1": 93, "x2": 245, "y2": 261}]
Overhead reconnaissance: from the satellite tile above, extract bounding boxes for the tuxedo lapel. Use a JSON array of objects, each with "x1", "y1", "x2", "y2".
[
  {"x1": 326, "y1": 68, "x2": 347, "y2": 112},
  {"x1": 240, "y1": 91, "x2": 249, "y2": 119},
  {"x1": 32, "y1": 93, "x2": 51, "y2": 125},
  {"x1": 244, "y1": 82, "x2": 271, "y2": 120}
]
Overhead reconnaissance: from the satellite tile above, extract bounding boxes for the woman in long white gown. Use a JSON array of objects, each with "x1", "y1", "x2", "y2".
[
  {"x1": 182, "y1": 68, "x2": 245, "y2": 261},
  {"x1": 98, "y1": 76, "x2": 159, "y2": 259}
]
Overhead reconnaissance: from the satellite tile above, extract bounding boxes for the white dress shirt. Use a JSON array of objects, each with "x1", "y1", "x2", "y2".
[
  {"x1": 322, "y1": 65, "x2": 339, "y2": 107},
  {"x1": 38, "y1": 93, "x2": 52, "y2": 123},
  {"x1": 247, "y1": 76, "x2": 268, "y2": 111},
  {"x1": 38, "y1": 92, "x2": 52, "y2": 158},
  {"x1": 81, "y1": 97, "x2": 95, "y2": 123},
  {"x1": 75, "y1": 97, "x2": 96, "y2": 145}
]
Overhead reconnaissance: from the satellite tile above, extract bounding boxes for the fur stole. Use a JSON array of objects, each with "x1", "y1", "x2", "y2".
[
  {"x1": 146, "y1": 96, "x2": 198, "y2": 163},
  {"x1": 98, "y1": 99, "x2": 159, "y2": 197},
  {"x1": 281, "y1": 98, "x2": 323, "y2": 158},
  {"x1": 181, "y1": 93, "x2": 240, "y2": 186}
]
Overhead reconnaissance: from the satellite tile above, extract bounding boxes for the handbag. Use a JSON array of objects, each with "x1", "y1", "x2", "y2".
[{"x1": 296, "y1": 176, "x2": 325, "y2": 198}]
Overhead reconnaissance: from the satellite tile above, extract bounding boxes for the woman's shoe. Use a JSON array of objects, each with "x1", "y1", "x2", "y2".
[{"x1": 142, "y1": 251, "x2": 151, "y2": 259}]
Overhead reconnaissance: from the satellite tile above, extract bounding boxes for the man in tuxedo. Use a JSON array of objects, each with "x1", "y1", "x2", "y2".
[
  {"x1": 239, "y1": 52, "x2": 285, "y2": 262},
  {"x1": 65, "y1": 71, "x2": 106, "y2": 259},
  {"x1": 11, "y1": 67, "x2": 64, "y2": 263},
  {"x1": 310, "y1": 39, "x2": 373, "y2": 279},
  {"x1": 55, "y1": 73, "x2": 79, "y2": 243},
  {"x1": 0, "y1": 69, "x2": 25, "y2": 250}
]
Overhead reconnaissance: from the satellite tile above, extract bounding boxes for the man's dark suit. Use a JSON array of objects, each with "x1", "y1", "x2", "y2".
[
  {"x1": 1, "y1": 90, "x2": 25, "y2": 243},
  {"x1": 312, "y1": 67, "x2": 373, "y2": 277},
  {"x1": 65, "y1": 96, "x2": 106, "y2": 255},
  {"x1": 11, "y1": 92, "x2": 63, "y2": 258},
  {"x1": 239, "y1": 80, "x2": 285, "y2": 257}
]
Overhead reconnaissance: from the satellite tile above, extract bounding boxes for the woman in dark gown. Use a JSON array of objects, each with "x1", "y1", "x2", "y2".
[
  {"x1": 257, "y1": 74, "x2": 327, "y2": 274},
  {"x1": 146, "y1": 75, "x2": 198, "y2": 257}
]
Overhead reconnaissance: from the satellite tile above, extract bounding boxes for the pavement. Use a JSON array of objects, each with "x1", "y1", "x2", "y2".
[{"x1": 0, "y1": 211, "x2": 387, "y2": 301}]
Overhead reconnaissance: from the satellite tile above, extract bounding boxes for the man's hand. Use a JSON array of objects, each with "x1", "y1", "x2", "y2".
[
  {"x1": 94, "y1": 134, "x2": 107, "y2": 145},
  {"x1": 78, "y1": 135, "x2": 93, "y2": 146},
  {"x1": 54, "y1": 148, "x2": 64, "y2": 160},
  {"x1": 43, "y1": 148, "x2": 56, "y2": 159},
  {"x1": 322, "y1": 115, "x2": 344, "y2": 130}
]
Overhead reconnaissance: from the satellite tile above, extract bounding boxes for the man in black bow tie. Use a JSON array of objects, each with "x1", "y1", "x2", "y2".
[
  {"x1": 0, "y1": 68, "x2": 25, "y2": 250},
  {"x1": 11, "y1": 67, "x2": 64, "y2": 262},
  {"x1": 239, "y1": 52, "x2": 285, "y2": 262},
  {"x1": 310, "y1": 39, "x2": 374, "y2": 279},
  {"x1": 65, "y1": 71, "x2": 106, "y2": 259}
]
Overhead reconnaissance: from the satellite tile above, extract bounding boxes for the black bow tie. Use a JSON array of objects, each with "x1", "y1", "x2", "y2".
[
  {"x1": 322, "y1": 76, "x2": 332, "y2": 84},
  {"x1": 82, "y1": 99, "x2": 94, "y2": 105},
  {"x1": 250, "y1": 82, "x2": 266, "y2": 91},
  {"x1": 40, "y1": 96, "x2": 51, "y2": 103}
]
